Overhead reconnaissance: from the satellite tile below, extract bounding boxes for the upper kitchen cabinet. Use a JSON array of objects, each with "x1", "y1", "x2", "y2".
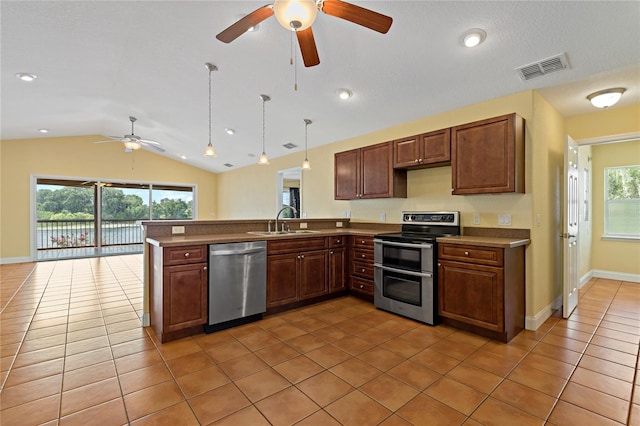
[
  {"x1": 335, "y1": 141, "x2": 407, "y2": 200},
  {"x1": 451, "y1": 113, "x2": 525, "y2": 195},
  {"x1": 394, "y1": 128, "x2": 451, "y2": 169}
]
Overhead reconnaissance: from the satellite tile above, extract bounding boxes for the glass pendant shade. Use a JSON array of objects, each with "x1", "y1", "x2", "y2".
[
  {"x1": 258, "y1": 152, "x2": 270, "y2": 165},
  {"x1": 273, "y1": 0, "x2": 318, "y2": 30},
  {"x1": 302, "y1": 158, "x2": 311, "y2": 169},
  {"x1": 204, "y1": 142, "x2": 216, "y2": 157}
]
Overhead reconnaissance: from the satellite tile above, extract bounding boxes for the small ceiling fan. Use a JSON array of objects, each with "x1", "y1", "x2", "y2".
[
  {"x1": 94, "y1": 116, "x2": 165, "y2": 153},
  {"x1": 216, "y1": 0, "x2": 393, "y2": 67}
]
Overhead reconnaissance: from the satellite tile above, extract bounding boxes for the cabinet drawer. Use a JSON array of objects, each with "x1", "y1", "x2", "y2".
[
  {"x1": 164, "y1": 245, "x2": 207, "y2": 266},
  {"x1": 268, "y1": 237, "x2": 328, "y2": 255},
  {"x1": 351, "y1": 260, "x2": 374, "y2": 280},
  {"x1": 350, "y1": 277, "x2": 374, "y2": 295},
  {"x1": 351, "y1": 248, "x2": 374, "y2": 263},
  {"x1": 438, "y1": 244, "x2": 503, "y2": 267},
  {"x1": 350, "y1": 236, "x2": 374, "y2": 249},
  {"x1": 329, "y1": 236, "x2": 346, "y2": 248}
]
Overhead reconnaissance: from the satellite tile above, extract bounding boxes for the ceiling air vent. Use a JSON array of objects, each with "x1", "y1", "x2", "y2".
[
  {"x1": 282, "y1": 143, "x2": 298, "y2": 149},
  {"x1": 515, "y1": 53, "x2": 570, "y2": 81},
  {"x1": 223, "y1": 163, "x2": 234, "y2": 168}
]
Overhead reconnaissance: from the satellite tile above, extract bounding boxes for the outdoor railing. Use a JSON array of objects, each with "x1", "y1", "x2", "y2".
[{"x1": 37, "y1": 219, "x2": 144, "y2": 250}]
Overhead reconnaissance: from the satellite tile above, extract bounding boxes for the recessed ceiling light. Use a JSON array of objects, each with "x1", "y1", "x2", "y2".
[
  {"x1": 37, "y1": 129, "x2": 49, "y2": 133},
  {"x1": 461, "y1": 28, "x2": 486, "y2": 48},
  {"x1": 337, "y1": 88, "x2": 353, "y2": 100},
  {"x1": 225, "y1": 128, "x2": 235, "y2": 135},
  {"x1": 16, "y1": 72, "x2": 38, "y2": 82},
  {"x1": 586, "y1": 88, "x2": 626, "y2": 108},
  {"x1": 179, "y1": 154, "x2": 188, "y2": 160}
]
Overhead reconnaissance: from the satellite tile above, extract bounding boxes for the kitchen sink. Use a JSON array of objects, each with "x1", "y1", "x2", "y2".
[{"x1": 246, "y1": 230, "x2": 320, "y2": 236}]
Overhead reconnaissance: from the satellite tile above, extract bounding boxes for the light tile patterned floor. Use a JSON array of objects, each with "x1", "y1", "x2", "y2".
[{"x1": 0, "y1": 255, "x2": 638, "y2": 425}]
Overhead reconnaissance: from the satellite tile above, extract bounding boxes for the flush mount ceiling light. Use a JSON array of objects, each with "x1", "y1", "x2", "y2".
[
  {"x1": 204, "y1": 63, "x2": 218, "y2": 158},
  {"x1": 302, "y1": 118, "x2": 312, "y2": 170},
  {"x1": 225, "y1": 128, "x2": 235, "y2": 135},
  {"x1": 16, "y1": 72, "x2": 37, "y2": 82},
  {"x1": 258, "y1": 94, "x2": 271, "y2": 165},
  {"x1": 461, "y1": 28, "x2": 486, "y2": 48},
  {"x1": 273, "y1": 0, "x2": 318, "y2": 31},
  {"x1": 586, "y1": 87, "x2": 626, "y2": 108},
  {"x1": 337, "y1": 88, "x2": 353, "y2": 100}
]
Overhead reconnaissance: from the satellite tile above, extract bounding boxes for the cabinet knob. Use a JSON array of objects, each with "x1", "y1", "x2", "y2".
[
  {"x1": 361, "y1": 240, "x2": 365, "y2": 244},
  {"x1": 203, "y1": 266, "x2": 207, "y2": 271},
  {"x1": 301, "y1": 255, "x2": 305, "y2": 259},
  {"x1": 337, "y1": 239, "x2": 341, "y2": 243},
  {"x1": 414, "y1": 159, "x2": 419, "y2": 163},
  {"x1": 360, "y1": 284, "x2": 364, "y2": 289},
  {"x1": 361, "y1": 268, "x2": 366, "y2": 272},
  {"x1": 330, "y1": 251, "x2": 334, "y2": 255},
  {"x1": 361, "y1": 254, "x2": 366, "y2": 258},
  {"x1": 184, "y1": 252, "x2": 190, "y2": 257},
  {"x1": 419, "y1": 158, "x2": 423, "y2": 162},
  {"x1": 464, "y1": 251, "x2": 469, "y2": 256}
]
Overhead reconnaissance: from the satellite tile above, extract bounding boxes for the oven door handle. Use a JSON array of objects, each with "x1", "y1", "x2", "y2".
[
  {"x1": 373, "y1": 239, "x2": 433, "y2": 249},
  {"x1": 374, "y1": 264, "x2": 433, "y2": 278}
]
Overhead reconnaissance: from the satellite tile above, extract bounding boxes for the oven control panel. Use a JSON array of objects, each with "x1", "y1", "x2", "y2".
[{"x1": 402, "y1": 211, "x2": 459, "y2": 226}]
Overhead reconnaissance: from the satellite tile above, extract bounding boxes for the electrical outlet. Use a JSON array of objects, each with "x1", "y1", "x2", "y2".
[
  {"x1": 536, "y1": 213, "x2": 541, "y2": 228},
  {"x1": 171, "y1": 226, "x2": 185, "y2": 234},
  {"x1": 342, "y1": 211, "x2": 350, "y2": 218},
  {"x1": 498, "y1": 214, "x2": 512, "y2": 226},
  {"x1": 380, "y1": 213, "x2": 386, "y2": 222},
  {"x1": 300, "y1": 222, "x2": 308, "y2": 229},
  {"x1": 336, "y1": 221, "x2": 343, "y2": 228},
  {"x1": 472, "y1": 213, "x2": 480, "y2": 225}
]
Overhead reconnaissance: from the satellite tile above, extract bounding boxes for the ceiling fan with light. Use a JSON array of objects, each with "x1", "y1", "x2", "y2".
[
  {"x1": 94, "y1": 116, "x2": 165, "y2": 153},
  {"x1": 216, "y1": 0, "x2": 393, "y2": 67}
]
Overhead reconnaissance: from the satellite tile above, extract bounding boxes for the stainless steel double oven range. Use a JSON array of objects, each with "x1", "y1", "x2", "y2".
[{"x1": 374, "y1": 211, "x2": 460, "y2": 325}]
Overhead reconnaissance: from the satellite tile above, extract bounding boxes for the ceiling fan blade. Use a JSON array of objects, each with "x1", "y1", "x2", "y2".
[
  {"x1": 216, "y1": 5, "x2": 274, "y2": 43},
  {"x1": 142, "y1": 143, "x2": 166, "y2": 153},
  {"x1": 296, "y1": 27, "x2": 320, "y2": 67},
  {"x1": 321, "y1": 0, "x2": 393, "y2": 34},
  {"x1": 93, "y1": 140, "x2": 119, "y2": 144},
  {"x1": 139, "y1": 139, "x2": 161, "y2": 146}
]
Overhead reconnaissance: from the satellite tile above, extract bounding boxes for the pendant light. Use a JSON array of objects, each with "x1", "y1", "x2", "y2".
[
  {"x1": 302, "y1": 118, "x2": 312, "y2": 170},
  {"x1": 258, "y1": 94, "x2": 271, "y2": 165},
  {"x1": 203, "y1": 63, "x2": 218, "y2": 157}
]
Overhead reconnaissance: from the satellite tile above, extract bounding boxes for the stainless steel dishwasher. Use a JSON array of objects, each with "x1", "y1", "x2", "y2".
[{"x1": 206, "y1": 241, "x2": 267, "y2": 332}]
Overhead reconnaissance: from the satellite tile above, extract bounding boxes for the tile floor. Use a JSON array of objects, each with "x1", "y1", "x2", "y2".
[{"x1": 0, "y1": 254, "x2": 638, "y2": 425}]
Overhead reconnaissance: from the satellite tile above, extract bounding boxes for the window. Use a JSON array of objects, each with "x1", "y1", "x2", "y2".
[{"x1": 605, "y1": 166, "x2": 640, "y2": 238}]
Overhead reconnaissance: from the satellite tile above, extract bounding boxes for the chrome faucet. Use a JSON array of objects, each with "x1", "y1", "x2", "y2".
[{"x1": 275, "y1": 205, "x2": 297, "y2": 233}]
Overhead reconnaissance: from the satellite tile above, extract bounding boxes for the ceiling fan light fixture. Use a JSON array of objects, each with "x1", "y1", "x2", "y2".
[
  {"x1": 586, "y1": 87, "x2": 626, "y2": 108},
  {"x1": 273, "y1": 0, "x2": 318, "y2": 31},
  {"x1": 461, "y1": 28, "x2": 486, "y2": 48},
  {"x1": 123, "y1": 140, "x2": 142, "y2": 150},
  {"x1": 337, "y1": 88, "x2": 353, "y2": 100}
]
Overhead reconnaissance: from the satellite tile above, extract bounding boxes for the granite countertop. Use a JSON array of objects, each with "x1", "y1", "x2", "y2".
[
  {"x1": 147, "y1": 228, "x2": 383, "y2": 247},
  {"x1": 436, "y1": 235, "x2": 530, "y2": 248}
]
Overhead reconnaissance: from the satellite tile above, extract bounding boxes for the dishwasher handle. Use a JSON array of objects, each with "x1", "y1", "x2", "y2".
[{"x1": 210, "y1": 247, "x2": 265, "y2": 256}]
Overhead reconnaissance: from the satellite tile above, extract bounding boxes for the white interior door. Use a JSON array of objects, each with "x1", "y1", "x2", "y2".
[{"x1": 563, "y1": 136, "x2": 579, "y2": 318}]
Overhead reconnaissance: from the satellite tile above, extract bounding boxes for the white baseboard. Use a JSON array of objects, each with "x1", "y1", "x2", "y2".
[
  {"x1": 141, "y1": 312, "x2": 150, "y2": 327},
  {"x1": 579, "y1": 271, "x2": 594, "y2": 288},
  {"x1": 525, "y1": 295, "x2": 561, "y2": 331},
  {"x1": 0, "y1": 256, "x2": 33, "y2": 265},
  {"x1": 592, "y1": 269, "x2": 640, "y2": 283}
]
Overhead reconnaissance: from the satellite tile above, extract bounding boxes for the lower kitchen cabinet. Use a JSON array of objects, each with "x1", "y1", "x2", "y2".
[
  {"x1": 266, "y1": 237, "x2": 329, "y2": 310},
  {"x1": 150, "y1": 245, "x2": 208, "y2": 343},
  {"x1": 438, "y1": 243, "x2": 524, "y2": 342},
  {"x1": 329, "y1": 236, "x2": 347, "y2": 293},
  {"x1": 348, "y1": 236, "x2": 375, "y2": 300}
]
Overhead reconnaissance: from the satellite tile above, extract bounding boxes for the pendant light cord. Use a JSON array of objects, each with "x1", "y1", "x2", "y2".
[
  {"x1": 262, "y1": 97, "x2": 266, "y2": 153},
  {"x1": 208, "y1": 67, "x2": 212, "y2": 146}
]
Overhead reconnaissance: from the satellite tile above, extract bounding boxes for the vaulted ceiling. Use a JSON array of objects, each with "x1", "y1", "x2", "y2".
[{"x1": 2, "y1": 1, "x2": 639, "y2": 173}]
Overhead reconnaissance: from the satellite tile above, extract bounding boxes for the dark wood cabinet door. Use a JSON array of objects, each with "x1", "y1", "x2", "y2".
[
  {"x1": 300, "y1": 250, "x2": 328, "y2": 299},
  {"x1": 438, "y1": 261, "x2": 504, "y2": 332},
  {"x1": 163, "y1": 263, "x2": 208, "y2": 332},
  {"x1": 421, "y1": 128, "x2": 451, "y2": 165},
  {"x1": 334, "y1": 148, "x2": 360, "y2": 200},
  {"x1": 361, "y1": 142, "x2": 395, "y2": 198},
  {"x1": 451, "y1": 113, "x2": 524, "y2": 194},
  {"x1": 393, "y1": 136, "x2": 421, "y2": 168},
  {"x1": 267, "y1": 254, "x2": 299, "y2": 308},
  {"x1": 329, "y1": 248, "x2": 346, "y2": 292}
]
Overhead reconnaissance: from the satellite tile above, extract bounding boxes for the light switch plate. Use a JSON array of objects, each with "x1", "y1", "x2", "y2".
[
  {"x1": 472, "y1": 213, "x2": 480, "y2": 225},
  {"x1": 380, "y1": 213, "x2": 386, "y2": 222},
  {"x1": 336, "y1": 221, "x2": 343, "y2": 228},
  {"x1": 300, "y1": 222, "x2": 308, "y2": 229},
  {"x1": 171, "y1": 226, "x2": 185, "y2": 234}
]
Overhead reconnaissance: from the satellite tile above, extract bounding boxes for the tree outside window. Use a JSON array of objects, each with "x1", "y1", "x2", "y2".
[{"x1": 605, "y1": 166, "x2": 640, "y2": 238}]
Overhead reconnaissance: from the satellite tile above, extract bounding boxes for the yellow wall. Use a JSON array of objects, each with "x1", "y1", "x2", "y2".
[
  {"x1": 0, "y1": 135, "x2": 217, "y2": 260},
  {"x1": 566, "y1": 105, "x2": 640, "y2": 140},
  {"x1": 590, "y1": 139, "x2": 640, "y2": 275}
]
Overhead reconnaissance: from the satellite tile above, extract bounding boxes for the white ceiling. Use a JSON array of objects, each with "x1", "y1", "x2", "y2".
[{"x1": 2, "y1": 1, "x2": 639, "y2": 173}]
